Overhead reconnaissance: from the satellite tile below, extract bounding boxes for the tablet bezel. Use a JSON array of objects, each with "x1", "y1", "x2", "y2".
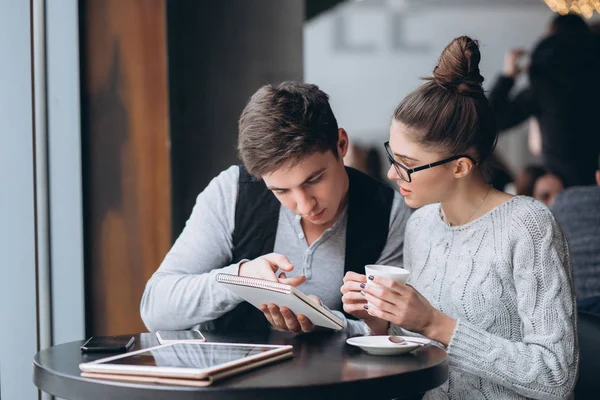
[{"x1": 79, "y1": 342, "x2": 293, "y2": 379}]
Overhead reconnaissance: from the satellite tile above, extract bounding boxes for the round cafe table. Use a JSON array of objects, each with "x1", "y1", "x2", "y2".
[{"x1": 33, "y1": 330, "x2": 448, "y2": 400}]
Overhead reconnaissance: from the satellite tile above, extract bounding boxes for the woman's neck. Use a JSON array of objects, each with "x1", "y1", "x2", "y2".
[{"x1": 439, "y1": 173, "x2": 494, "y2": 226}]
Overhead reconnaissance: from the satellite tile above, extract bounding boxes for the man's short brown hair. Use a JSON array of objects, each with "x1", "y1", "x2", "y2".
[{"x1": 238, "y1": 82, "x2": 339, "y2": 177}]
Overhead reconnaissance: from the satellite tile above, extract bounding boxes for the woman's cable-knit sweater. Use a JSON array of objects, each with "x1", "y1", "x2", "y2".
[{"x1": 392, "y1": 196, "x2": 578, "y2": 400}]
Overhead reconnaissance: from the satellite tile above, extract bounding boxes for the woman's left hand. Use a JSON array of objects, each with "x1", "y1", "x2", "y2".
[{"x1": 362, "y1": 275, "x2": 456, "y2": 344}]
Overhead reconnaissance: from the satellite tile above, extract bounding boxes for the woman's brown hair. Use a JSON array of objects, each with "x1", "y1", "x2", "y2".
[{"x1": 393, "y1": 36, "x2": 498, "y2": 165}]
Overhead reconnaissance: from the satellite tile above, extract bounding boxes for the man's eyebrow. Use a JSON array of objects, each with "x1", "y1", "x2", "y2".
[
  {"x1": 266, "y1": 168, "x2": 326, "y2": 191},
  {"x1": 393, "y1": 152, "x2": 420, "y2": 163}
]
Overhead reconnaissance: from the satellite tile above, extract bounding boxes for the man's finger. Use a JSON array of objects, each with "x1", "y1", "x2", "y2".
[
  {"x1": 279, "y1": 275, "x2": 306, "y2": 287},
  {"x1": 280, "y1": 307, "x2": 301, "y2": 332},
  {"x1": 307, "y1": 295, "x2": 322, "y2": 306},
  {"x1": 261, "y1": 305, "x2": 275, "y2": 326},
  {"x1": 261, "y1": 270, "x2": 280, "y2": 282},
  {"x1": 268, "y1": 304, "x2": 286, "y2": 329},
  {"x1": 262, "y1": 253, "x2": 294, "y2": 272},
  {"x1": 297, "y1": 314, "x2": 315, "y2": 332}
]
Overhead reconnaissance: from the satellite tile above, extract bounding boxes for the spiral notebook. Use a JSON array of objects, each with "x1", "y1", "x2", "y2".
[{"x1": 216, "y1": 274, "x2": 344, "y2": 331}]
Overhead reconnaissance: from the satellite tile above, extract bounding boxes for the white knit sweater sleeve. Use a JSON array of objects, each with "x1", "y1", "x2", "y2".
[
  {"x1": 389, "y1": 221, "x2": 444, "y2": 346},
  {"x1": 446, "y1": 204, "x2": 578, "y2": 400}
]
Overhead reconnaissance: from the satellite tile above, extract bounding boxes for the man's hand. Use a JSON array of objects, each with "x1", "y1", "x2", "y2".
[
  {"x1": 239, "y1": 253, "x2": 313, "y2": 332},
  {"x1": 238, "y1": 253, "x2": 306, "y2": 287},
  {"x1": 259, "y1": 296, "x2": 321, "y2": 333}
]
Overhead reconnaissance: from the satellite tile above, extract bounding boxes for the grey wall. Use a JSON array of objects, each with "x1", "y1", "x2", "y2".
[
  {"x1": 0, "y1": 1, "x2": 40, "y2": 399},
  {"x1": 304, "y1": 0, "x2": 562, "y2": 176},
  {"x1": 167, "y1": 0, "x2": 305, "y2": 237}
]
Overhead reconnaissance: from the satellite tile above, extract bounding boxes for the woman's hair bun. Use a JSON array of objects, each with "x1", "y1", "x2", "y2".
[{"x1": 430, "y1": 36, "x2": 485, "y2": 94}]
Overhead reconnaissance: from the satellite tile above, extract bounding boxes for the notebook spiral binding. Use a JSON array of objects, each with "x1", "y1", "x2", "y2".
[{"x1": 216, "y1": 274, "x2": 292, "y2": 295}]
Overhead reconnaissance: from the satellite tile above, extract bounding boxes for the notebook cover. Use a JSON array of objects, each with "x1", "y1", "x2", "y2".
[{"x1": 216, "y1": 274, "x2": 343, "y2": 330}]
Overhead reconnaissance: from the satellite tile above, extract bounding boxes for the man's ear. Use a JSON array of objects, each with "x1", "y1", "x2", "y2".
[
  {"x1": 453, "y1": 157, "x2": 476, "y2": 179},
  {"x1": 337, "y1": 128, "x2": 349, "y2": 158},
  {"x1": 596, "y1": 170, "x2": 600, "y2": 187}
]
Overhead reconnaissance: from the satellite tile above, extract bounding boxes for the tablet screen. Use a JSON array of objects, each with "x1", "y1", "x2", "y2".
[{"x1": 100, "y1": 343, "x2": 275, "y2": 369}]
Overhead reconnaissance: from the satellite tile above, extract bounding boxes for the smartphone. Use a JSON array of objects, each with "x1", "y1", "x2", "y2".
[
  {"x1": 80, "y1": 335, "x2": 135, "y2": 353},
  {"x1": 155, "y1": 330, "x2": 206, "y2": 344}
]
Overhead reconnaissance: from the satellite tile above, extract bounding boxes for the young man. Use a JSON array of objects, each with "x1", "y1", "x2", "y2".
[{"x1": 140, "y1": 82, "x2": 411, "y2": 335}]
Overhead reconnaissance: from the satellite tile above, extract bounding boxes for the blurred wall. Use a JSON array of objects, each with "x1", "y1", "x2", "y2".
[
  {"x1": 81, "y1": 0, "x2": 172, "y2": 336},
  {"x1": 81, "y1": 0, "x2": 305, "y2": 336},
  {"x1": 168, "y1": 0, "x2": 304, "y2": 237},
  {"x1": 304, "y1": 0, "x2": 560, "y2": 175}
]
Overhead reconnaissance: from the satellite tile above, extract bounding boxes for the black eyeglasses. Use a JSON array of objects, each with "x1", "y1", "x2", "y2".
[{"x1": 384, "y1": 141, "x2": 478, "y2": 183}]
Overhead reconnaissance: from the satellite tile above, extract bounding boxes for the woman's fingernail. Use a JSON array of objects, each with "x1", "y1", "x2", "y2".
[
  {"x1": 368, "y1": 275, "x2": 374, "y2": 281},
  {"x1": 360, "y1": 290, "x2": 365, "y2": 296},
  {"x1": 363, "y1": 305, "x2": 369, "y2": 310},
  {"x1": 360, "y1": 283, "x2": 365, "y2": 289}
]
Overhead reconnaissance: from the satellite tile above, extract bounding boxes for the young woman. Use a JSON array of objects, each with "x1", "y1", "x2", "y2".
[{"x1": 341, "y1": 36, "x2": 578, "y2": 399}]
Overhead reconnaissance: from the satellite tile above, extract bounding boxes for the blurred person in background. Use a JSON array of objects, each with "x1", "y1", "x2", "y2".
[
  {"x1": 528, "y1": 117, "x2": 542, "y2": 157},
  {"x1": 514, "y1": 164, "x2": 564, "y2": 205},
  {"x1": 489, "y1": 13, "x2": 600, "y2": 187},
  {"x1": 344, "y1": 142, "x2": 388, "y2": 184},
  {"x1": 532, "y1": 171, "x2": 564, "y2": 207},
  {"x1": 514, "y1": 164, "x2": 546, "y2": 197},
  {"x1": 552, "y1": 153, "x2": 600, "y2": 315}
]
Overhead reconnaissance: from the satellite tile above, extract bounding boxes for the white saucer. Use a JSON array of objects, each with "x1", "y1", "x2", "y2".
[{"x1": 346, "y1": 336, "x2": 430, "y2": 355}]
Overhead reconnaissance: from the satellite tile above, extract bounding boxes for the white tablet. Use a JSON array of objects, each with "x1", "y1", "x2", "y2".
[{"x1": 79, "y1": 342, "x2": 293, "y2": 380}]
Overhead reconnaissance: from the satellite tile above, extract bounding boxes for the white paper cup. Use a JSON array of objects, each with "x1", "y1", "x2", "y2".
[{"x1": 364, "y1": 264, "x2": 410, "y2": 310}]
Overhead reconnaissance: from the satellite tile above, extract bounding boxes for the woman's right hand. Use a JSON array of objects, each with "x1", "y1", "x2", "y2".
[{"x1": 341, "y1": 271, "x2": 389, "y2": 335}]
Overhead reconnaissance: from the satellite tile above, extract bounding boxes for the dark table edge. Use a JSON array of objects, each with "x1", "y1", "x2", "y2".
[{"x1": 33, "y1": 353, "x2": 449, "y2": 399}]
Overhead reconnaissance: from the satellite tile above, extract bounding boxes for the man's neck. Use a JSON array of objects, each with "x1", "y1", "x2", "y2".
[{"x1": 301, "y1": 197, "x2": 348, "y2": 245}]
